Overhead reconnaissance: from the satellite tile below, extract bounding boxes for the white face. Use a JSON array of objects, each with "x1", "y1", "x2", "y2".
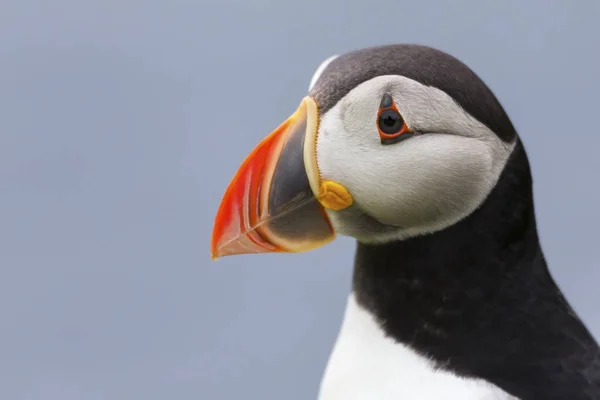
[{"x1": 312, "y1": 74, "x2": 516, "y2": 244}]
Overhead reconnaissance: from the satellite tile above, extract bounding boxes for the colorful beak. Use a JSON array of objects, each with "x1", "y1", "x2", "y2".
[{"x1": 211, "y1": 97, "x2": 340, "y2": 259}]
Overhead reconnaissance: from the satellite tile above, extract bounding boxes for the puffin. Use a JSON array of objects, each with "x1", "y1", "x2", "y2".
[{"x1": 210, "y1": 44, "x2": 600, "y2": 399}]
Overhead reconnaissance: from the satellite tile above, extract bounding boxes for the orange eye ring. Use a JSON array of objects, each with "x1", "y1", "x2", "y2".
[{"x1": 377, "y1": 93, "x2": 413, "y2": 144}]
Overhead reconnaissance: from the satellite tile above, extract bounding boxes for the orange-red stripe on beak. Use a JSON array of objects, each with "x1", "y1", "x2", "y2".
[{"x1": 211, "y1": 97, "x2": 335, "y2": 259}]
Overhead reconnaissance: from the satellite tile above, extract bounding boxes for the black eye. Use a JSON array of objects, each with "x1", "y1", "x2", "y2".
[
  {"x1": 378, "y1": 109, "x2": 404, "y2": 134},
  {"x1": 377, "y1": 93, "x2": 413, "y2": 145}
]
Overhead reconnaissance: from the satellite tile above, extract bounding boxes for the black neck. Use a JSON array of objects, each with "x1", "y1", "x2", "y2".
[{"x1": 352, "y1": 140, "x2": 600, "y2": 399}]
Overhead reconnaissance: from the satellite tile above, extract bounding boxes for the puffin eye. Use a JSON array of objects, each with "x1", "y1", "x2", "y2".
[
  {"x1": 378, "y1": 110, "x2": 403, "y2": 134},
  {"x1": 377, "y1": 93, "x2": 413, "y2": 145}
]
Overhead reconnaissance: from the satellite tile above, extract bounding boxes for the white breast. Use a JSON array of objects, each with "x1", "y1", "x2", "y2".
[{"x1": 318, "y1": 293, "x2": 517, "y2": 400}]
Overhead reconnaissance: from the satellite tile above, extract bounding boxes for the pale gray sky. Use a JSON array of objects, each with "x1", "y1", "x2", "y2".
[{"x1": 1, "y1": 1, "x2": 599, "y2": 399}]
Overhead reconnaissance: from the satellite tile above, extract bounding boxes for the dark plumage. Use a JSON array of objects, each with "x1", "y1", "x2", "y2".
[
  {"x1": 352, "y1": 118, "x2": 600, "y2": 400},
  {"x1": 310, "y1": 44, "x2": 516, "y2": 142}
]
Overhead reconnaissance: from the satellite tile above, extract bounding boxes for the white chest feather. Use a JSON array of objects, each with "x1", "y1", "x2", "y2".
[{"x1": 318, "y1": 293, "x2": 517, "y2": 400}]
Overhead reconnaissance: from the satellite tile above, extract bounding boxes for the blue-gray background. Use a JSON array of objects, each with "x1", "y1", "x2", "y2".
[{"x1": 1, "y1": 1, "x2": 599, "y2": 399}]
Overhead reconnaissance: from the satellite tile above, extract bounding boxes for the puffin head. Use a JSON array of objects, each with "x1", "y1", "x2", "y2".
[{"x1": 211, "y1": 44, "x2": 518, "y2": 258}]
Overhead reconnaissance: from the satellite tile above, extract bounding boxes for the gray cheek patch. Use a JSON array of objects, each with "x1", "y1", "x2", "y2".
[{"x1": 314, "y1": 74, "x2": 516, "y2": 244}]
